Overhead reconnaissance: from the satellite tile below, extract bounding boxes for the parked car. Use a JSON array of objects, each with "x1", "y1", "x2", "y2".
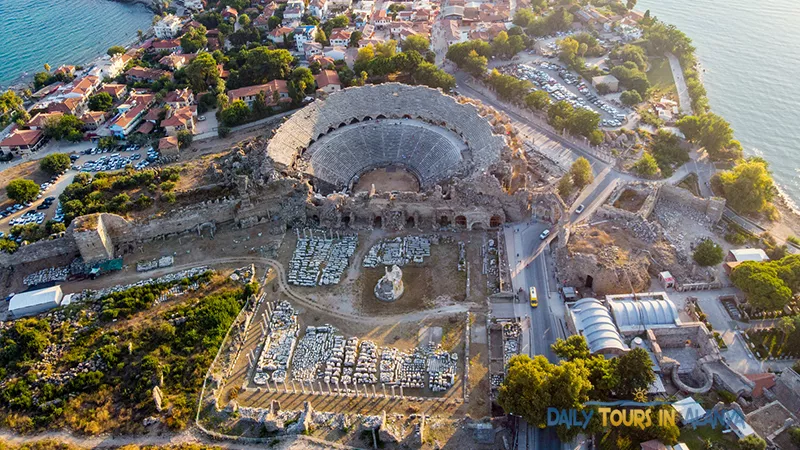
[
  {"x1": 539, "y1": 229, "x2": 551, "y2": 240},
  {"x1": 575, "y1": 204, "x2": 585, "y2": 214}
]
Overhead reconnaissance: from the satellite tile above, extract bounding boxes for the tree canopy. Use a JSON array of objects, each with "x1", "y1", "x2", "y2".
[
  {"x1": 570, "y1": 157, "x2": 594, "y2": 190},
  {"x1": 87, "y1": 92, "x2": 114, "y2": 112},
  {"x1": 43, "y1": 115, "x2": 84, "y2": 141},
  {"x1": 731, "y1": 255, "x2": 800, "y2": 309},
  {"x1": 184, "y1": 52, "x2": 222, "y2": 93},
  {"x1": 693, "y1": 239, "x2": 724, "y2": 266},
  {"x1": 717, "y1": 158, "x2": 775, "y2": 214},
  {"x1": 631, "y1": 152, "x2": 659, "y2": 178},
  {"x1": 40, "y1": 153, "x2": 71, "y2": 175},
  {"x1": 180, "y1": 26, "x2": 209, "y2": 54},
  {"x1": 6, "y1": 179, "x2": 40, "y2": 203},
  {"x1": 107, "y1": 46, "x2": 126, "y2": 56},
  {"x1": 676, "y1": 113, "x2": 741, "y2": 161}
]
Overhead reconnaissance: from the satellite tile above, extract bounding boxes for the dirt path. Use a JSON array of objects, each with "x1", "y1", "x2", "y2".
[
  {"x1": 0, "y1": 428, "x2": 353, "y2": 450},
  {"x1": 65, "y1": 256, "x2": 474, "y2": 325}
]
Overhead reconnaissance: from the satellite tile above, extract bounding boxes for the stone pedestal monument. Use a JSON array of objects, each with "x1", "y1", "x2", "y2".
[{"x1": 375, "y1": 265, "x2": 404, "y2": 301}]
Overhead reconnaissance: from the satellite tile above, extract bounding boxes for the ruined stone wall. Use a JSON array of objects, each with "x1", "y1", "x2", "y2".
[
  {"x1": 0, "y1": 237, "x2": 80, "y2": 267},
  {"x1": 649, "y1": 323, "x2": 719, "y2": 359},
  {"x1": 73, "y1": 215, "x2": 115, "y2": 264},
  {"x1": 657, "y1": 184, "x2": 725, "y2": 223}
]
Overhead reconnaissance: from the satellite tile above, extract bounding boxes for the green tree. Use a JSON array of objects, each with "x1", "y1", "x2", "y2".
[
  {"x1": 177, "y1": 130, "x2": 193, "y2": 149},
  {"x1": 184, "y1": 52, "x2": 222, "y2": 93},
  {"x1": 446, "y1": 40, "x2": 492, "y2": 66},
  {"x1": 43, "y1": 114, "x2": 84, "y2": 141},
  {"x1": 557, "y1": 174, "x2": 573, "y2": 198},
  {"x1": 738, "y1": 435, "x2": 766, "y2": 450},
  {"x1": 412, "y1": 62, "x2": 455, "y2": 91},
  {"x1": 552, "y1": 335, "x2": 591, "y2": 360},
  {"x1": 0, "y1": 238, "x2": 19, "y2": 254},
  {"x1": 619, "y1": 90, "x2": 642, "y2": 106},
  {"x1": 219, "y1": 100, "x2": 251, "y2": 126},
  {"x1": 6, "y1": 179, "x2": 40, "y2": 203},
  {"x1": 40, "y1": 153, "x2": 71, "y2": 174},
  {"x1": 693, "y1": 239, "x2": 724, "y2": 266},
  {"x1": 289, "y1": 67, "x2": 316, "y2": 100},
  {"x1": 238, "y1": 14, "x2": 251, "y2": 27},
  {"x1": 107, "y1": 45, "x2": 126, "y2": 56},
  {"x1": 401, "y1": 35, "x2": 430, "y2": 54},
  {"x1": 789, "y1": 427, "x2": 800, "y2": 447},
  {"x1": 498, "y1": 355, "x2": 592, "y2": 440},
  {"x1": 462, "y1": 50, "x2": 488, "y2": 78},
  {"x1": 613, "y1": 348, "x2": 655, "y2": 399},
  {"x1": 315, "y1": 29, "x2": 328, "y2": 44},
  {"x1": 731, "y1": 262, "x2": 793, "y2": 310},
  {"x1": 349, "y1": 30, "x2": 363, "y2": 47},
  {"x1": 632, "y1": 153, "x2": 659, "y2": 177},
  {"x1": 717, "y1": 158, "x2": 775, "y2": 214},
  {"x1": 569, "y1": 157, "x2": 593, "y2": 189},
  {"x1": 180, "y1": 26, "x2": 209, "y2": 53},
  {"x1": 513, "y1": 9, "x2": 536, "y2": 28},
  {"x1": 626, "y1": 0, "x2": 637, "y2": 10},
  {"x1": 87, "y1": 92, "x2": 114, "y2": 111},
  {"x1": 525, "y1": 90, "x2": 550, "y2": 110}
]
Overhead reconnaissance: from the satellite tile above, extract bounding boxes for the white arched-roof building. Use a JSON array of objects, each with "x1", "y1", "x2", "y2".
[
  {"x1": 567, "y1": 298, "x2": 628, "y2": 355},
  {"x1": 606, "y1": 292, "x2": 681, "y2": 334}
]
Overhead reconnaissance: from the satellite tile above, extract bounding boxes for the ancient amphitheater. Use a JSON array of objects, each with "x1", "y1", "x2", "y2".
[
  {"x1": 1, "y1": 83, "x2": 563, "y2": 272},
  {"x1": 267, "y1": 83, "x2": 507, "y2": 193}
]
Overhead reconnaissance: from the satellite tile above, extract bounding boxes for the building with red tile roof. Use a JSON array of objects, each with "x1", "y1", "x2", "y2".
[
  {"x1": 0, "y1": 129, "x2": 45, "y2": 155},
  {"x1": 228, "y1": 80, "x2": 290, "y2": 107},
  {"x1": 26, "y1": 112, "x2": 63, "y2": 130},
  {"x1": 314, "y1": 70, "x2": 341, "y2": 93}
]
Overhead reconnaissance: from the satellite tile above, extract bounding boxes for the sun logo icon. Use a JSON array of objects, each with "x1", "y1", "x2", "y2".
[{"x1": 633, "y1": 388, "x2": 648, "y2": 404}]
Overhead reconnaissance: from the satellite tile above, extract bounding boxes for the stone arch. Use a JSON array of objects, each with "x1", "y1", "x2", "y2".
[
  {"x1": 373, "y1": 215, "x2": 382, "y2": 228},
  {"x1": 327, "y1": 127, "x2": 335, "y2": 134},
  {"x1": 403, "y1": 114, "x2": 412, "y2": 119},
  {"x1": 406, "y1": 215, "x2": 416, "y2": 229},
  {"x1": 310, "y1": 214, "x2": 320, "y2": 225},
  {"x1": 376, "y1": 114, "x2": 387, "y2": 120},
  {"x1": 342, "y1": 214, "x2": 351, "y2": 227},
  {"x1": 471, "y1": 222, "x2": 486, "y2": 231},
  {"x1": 363, "y1": 115, "x2": 373, "y2": 121},
  {"x1": 338, "y1": 122, "x2": 347, "y2": 128},
  {"x1": 350, "y1": 117, "x2": 360, "y2": 124},
  {"x1": 490, "y1": 215, "x2": 503, "y2": 228},
  {"x1": 439, "y1": 215, "x2": 451, "y2": 227},
  {"x1": 455, "y1": 215, "x2": 467, "y2": 229}
]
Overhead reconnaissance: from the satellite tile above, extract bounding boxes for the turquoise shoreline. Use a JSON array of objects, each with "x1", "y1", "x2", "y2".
[{"x1": 0, "y1": 0, "x2": 153, "y2": 89}]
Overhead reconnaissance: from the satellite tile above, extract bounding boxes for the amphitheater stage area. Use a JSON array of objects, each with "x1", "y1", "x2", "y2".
[{"x1": 353, "y1": 165, "x2": 421, "y2": 193}]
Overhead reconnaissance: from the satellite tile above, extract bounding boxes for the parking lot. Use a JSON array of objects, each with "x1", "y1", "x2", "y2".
[
  {"x1": 74, "y1": 144, "x2": 161, "y2": 172},
  {"x1": 0, "y1": 144, "x2": 164, "y2": 236},
  {"x1": 496, "y1": 60, "x2": 631, "y2": 128}
]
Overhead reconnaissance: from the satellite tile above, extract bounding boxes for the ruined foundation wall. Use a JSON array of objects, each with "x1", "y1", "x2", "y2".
[
  {"x1": 0, "y1": 237, "x2": 80, "y2": 267},
  {"x1": 658, "y1": 184, "x2": 725, "y2": 223}
]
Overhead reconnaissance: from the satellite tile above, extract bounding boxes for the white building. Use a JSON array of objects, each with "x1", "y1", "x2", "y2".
[
  {"x1": 184, "y1": 0, "x2": 204, "y2": 11},
  {"x1": 294, "y1": 25, "x2": 318, "y2": 52},
  {"x1": 9, "y1": 286, "x2": 64, "y2": 318},
  {"x1": 154, "y1": 14, "x2": 183, "y2": 39}
]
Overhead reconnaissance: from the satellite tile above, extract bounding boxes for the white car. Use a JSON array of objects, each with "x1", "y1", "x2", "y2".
[{"x1": 539, "y1": 229, "x2": 551, "y2": 240}]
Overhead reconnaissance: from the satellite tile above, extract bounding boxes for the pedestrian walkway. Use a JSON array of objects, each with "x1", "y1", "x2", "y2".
[{"x1": 666, "y1": 52, "x2": 693, "y2": 115}]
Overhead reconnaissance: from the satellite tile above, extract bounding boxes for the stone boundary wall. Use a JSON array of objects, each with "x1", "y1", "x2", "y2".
[
  {"x1": 657, "y1": 184, "x2": 725, "y2": 223},
  {"x1": 0, "y1": 237, "x2": 80, "y2": 267}
]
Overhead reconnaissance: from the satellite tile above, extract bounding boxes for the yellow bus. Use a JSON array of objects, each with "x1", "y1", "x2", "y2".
[{"x1": 529, "y1": 286, "x2": 538, "y2": 307}]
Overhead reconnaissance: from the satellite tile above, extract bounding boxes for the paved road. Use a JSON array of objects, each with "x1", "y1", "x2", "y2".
[
  {"x1": 504, "y1": 221, "x2": 562, "y2": 450},
  {"x1": 666, "y1": 52, "x2": 693, "y2": 116}
]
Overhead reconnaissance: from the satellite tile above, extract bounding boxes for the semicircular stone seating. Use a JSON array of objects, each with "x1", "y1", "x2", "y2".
[
  {"x1": 305, "y1": 120, "x2": 464, "y2": 188},
  {"x1": 265, "y1": 83, "x2": 507, "y2": 187}
]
